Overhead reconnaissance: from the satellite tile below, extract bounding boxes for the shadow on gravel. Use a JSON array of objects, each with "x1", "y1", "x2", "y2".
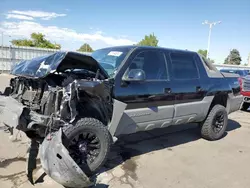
[
  {"x1": 35, "y1": 119, "x2": 242, "y2": 188},
  {"x1": 227, "y1": 119, "x2": 241, "y2": 131},
  {"x1": 34, "y1": 172, "x2": 46, "y2": 184},
  {"x1": 0, "y1": 157, "x2": 26, "y2": 168},
  {"x1": 91, "y1": 184, "x2": 109, "y2": 188},
  {"x1": 104, "y1": 119, "x2": 241, "y2": 171}
]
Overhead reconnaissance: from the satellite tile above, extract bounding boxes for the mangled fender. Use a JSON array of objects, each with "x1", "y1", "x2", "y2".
[
  {"x1": 0, "y1": 96, "x2": 127, "y2": 187},
  {"x1": 0, "y1": 95, "x2": 25, "y2": 129},
  {"x1": 0, "y1": 95, "x2": 93, "y2": 187},
  {"x1": 108, "y1": 99, "x2": 127, "y2": 136},
  {"x1": 0, "y1": 95, "x2": 50, "y2": 132},
  {"x1": 39, "y1": 128, "x2": 93, "y2": 188}
]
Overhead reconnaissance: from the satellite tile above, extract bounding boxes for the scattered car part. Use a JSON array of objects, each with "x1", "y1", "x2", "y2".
[{"x1": 40, "y1": 128, "x2": 93, "y2": 188}]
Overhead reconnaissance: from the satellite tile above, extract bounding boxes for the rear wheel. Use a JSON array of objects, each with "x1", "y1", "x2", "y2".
[
  {"x1": 241, "y1": 103, "x2": 250, "y2": 111},
  {"x1": 63, "y1": 118, "x2": 111, "y2": 176},
  {"x1": 200, "y1": 105, "x2": 228, "y2": 141}
]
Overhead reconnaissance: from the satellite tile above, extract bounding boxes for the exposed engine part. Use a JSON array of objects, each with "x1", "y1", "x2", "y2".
[{"x1": 0, "y1": 51, "x2": 115, "y2": 187}]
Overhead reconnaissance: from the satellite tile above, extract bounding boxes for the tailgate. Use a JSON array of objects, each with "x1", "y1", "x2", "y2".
[
  {"x1": 221, "y1": 72, "x2": 243, "y2": 113},
  {"x1": 221, "y1": 72, "x2": 241, "y2": 95},
  {"x1": 242, "y1": 75, "x2": 250, "y2": 92},
  {"x1": 221, "y1": 72, "x2": 240, "y2": 79}
]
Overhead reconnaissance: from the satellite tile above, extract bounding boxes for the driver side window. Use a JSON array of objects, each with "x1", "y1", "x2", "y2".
[{"x1": 124, "y1": 50, "x2": 168, "y2": 80}]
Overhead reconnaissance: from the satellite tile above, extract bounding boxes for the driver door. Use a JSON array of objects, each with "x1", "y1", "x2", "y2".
[{"x1": 113, "y1": 49, "x2": 175, "y2": 135}]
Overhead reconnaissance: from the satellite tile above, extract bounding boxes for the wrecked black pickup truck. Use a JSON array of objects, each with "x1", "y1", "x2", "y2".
[{"x1": 0, "y1": 46, "x2": 243, "y2": 187}]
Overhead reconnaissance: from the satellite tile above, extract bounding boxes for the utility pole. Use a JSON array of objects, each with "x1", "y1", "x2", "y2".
[
  {"x1": 1, "y1": 32, "x2": 3, "y2": 73},
  {"x1": 202, "y1": 20, "x2": 221, "y2": 59},
  {"x1": 228, "y1": 48, "x2": 232, "y2": 64},
  {"x1": 248, "y1": 53, "x2": 250, "y2": 67},
  {"x1": 1, "y1": 32, "x2": 3, "y2": 55}
]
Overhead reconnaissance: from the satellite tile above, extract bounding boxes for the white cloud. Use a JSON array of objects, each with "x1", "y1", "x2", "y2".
[
  {"x1": 0, "y1": 21, "x2": 136, "y2": 46},
  {"x1": 8, "y1": 10, "x2": 66, "y2": 20},
  {"x1": 6, "y1": 14, "x2": 34, "y2": 20}
]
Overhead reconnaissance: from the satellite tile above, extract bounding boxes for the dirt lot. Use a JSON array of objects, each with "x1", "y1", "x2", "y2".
[{"x1": 0, "y1": 73, "x2": 250, "y2": 188}]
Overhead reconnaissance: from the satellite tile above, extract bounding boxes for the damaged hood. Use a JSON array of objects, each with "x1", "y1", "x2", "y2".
[{"x1": 11, "y1": 51, "x2": 109, "y2": 79}]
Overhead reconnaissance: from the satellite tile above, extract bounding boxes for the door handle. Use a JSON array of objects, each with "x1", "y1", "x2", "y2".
[
  {"x1": 164, "y1": 88, "x2": 172, "y2": 94},
  {"x1": 196, "y1": 86, "x2": 202, "y2": 92},
  {"x1": 148, "y1": 95, "x2": 156, "y2": 99}
]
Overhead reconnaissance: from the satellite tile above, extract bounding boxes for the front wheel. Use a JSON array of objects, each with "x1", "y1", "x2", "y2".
[
  {"x1": 63, "y1": 118, "x2": 112, "y2": 176},
  {"x1": 200, "y1": 105, "x2": 228, "y2": 141}
]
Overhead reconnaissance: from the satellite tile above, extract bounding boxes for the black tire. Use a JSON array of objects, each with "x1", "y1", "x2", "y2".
[
  {"x1": 201, "y1": 105, "x2": 228, "y2": 141},
  {"x1": 63, "y1": 118, "x2": 111, "y2": 176},
  {"x1": 241, "y1": 103, "x2": 250, "y2": 111}
]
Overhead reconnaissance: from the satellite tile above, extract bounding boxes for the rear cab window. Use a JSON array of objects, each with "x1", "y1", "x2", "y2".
[{"x1": 169, "y1": 52, "x2": 199, "y2": 80}]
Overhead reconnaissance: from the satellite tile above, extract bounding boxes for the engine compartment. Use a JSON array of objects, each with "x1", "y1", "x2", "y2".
[{"x1": 7, "y1": 70, "x2": 113, "y2": 139}]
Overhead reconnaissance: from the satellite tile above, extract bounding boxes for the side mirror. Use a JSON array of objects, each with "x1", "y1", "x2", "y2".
[{"x1": 123, "y1": 69, "x2": 146, "y2": 82}]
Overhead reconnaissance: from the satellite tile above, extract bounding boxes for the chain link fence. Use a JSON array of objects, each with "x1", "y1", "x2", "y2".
[{"x1": 0, "y1": 45, "x2": 91, "y2": 73}]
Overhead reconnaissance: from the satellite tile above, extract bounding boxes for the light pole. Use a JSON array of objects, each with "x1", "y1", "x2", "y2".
[
  {"x1": 1, "y1": 31, "x2": 3, "y2": 55},
  {"x1": 1, "y1": 32, "x2": 4, "y2": 73},
  {"x1": 202, "y1": 20, "x2": 221, "y2": 59}
]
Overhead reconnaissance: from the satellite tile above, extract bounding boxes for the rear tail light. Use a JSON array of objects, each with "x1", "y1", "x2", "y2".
[
  {"x1": 238, "y1": 77, "x2": 242, "y2": 86},
  {"x1": 238, "y1": 77, "x2": 243, "y2": 92}
]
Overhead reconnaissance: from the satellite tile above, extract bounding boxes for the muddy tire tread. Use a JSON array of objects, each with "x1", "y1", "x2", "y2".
[
  {"x1": 63, "y1": 117, "x2": 111, "y2": 175},
  {"x1": 201, "y1": 105, "x2": 228, "y2": 141}
]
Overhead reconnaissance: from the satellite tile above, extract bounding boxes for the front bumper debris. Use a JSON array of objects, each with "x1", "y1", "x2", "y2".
[
  {"x1": 0, "y1": 96, "x2": 25, "y2": 130},
  {"x1": 40, "y1": 128, "x2": 93, "y2": 188},
  {"x1": 0, "y1": 95, "x2": 93, "y2": 188},
  {"x1": 0, "y1": 96, "x2": 49, "y2": 132}
]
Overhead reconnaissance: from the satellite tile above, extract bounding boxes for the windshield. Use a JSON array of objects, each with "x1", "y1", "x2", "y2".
[{"x1": 91, "y1": 47, "x2": 133, "y2": 77}]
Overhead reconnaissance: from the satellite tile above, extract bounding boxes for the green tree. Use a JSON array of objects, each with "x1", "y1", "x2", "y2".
[
  {"x1": 198, "y1": 49, "x2": 215, "y2": 63},
  {"x1": 137, "y1": 33, "x2": 158, "y2": 47},
  {"x1": 77, "y1": 43, "x2": 94, "y2": 52},
  {"x1": 11, "y1": 32, "x2": 61, "y2": 49},
  {"x1": 224, "y1": 49, "x2": 242, "y2": 65},
  {"x1": 198, "y1": 49, "x2": 207, "y2": 57},
  {"x1": 11, "y1": 39, "x2": 34, "y2": 47},
  {"x1": 209, "y1": 59, "x2": 215, "y2": 64}
]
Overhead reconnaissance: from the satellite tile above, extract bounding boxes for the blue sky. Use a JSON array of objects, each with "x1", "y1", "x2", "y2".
[{"x1": 0, "y1": 0, "x2": 250, "y2": 64}]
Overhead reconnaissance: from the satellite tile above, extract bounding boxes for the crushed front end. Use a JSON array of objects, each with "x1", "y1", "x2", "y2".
[{"x1": 0, "y1": 51, "x2": 113, "y2": 188}]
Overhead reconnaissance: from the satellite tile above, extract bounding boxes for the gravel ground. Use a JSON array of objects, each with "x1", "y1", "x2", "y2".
[{"x1": 0, "y1": 73, "x2": 250, "y2": 188}]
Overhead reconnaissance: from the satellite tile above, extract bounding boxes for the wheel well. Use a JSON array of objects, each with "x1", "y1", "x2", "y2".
[
  {"x1": 76, "y1": 99, "x2": 111, "y2": 126},
  {"x1": 209, "y1": 94, "x2": 228, "y2": 110}
]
